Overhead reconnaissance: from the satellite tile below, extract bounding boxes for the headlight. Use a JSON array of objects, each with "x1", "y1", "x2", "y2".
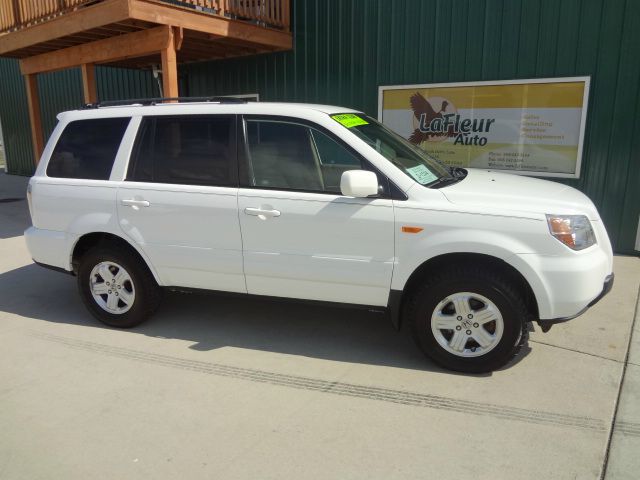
[{"x1": 546, "y1": 214, "x2": 596, "y2": 250}]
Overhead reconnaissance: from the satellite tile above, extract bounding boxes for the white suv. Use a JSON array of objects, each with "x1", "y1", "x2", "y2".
[{"x1": 25, "y1": 99, "x2": 614, "y2": 372}]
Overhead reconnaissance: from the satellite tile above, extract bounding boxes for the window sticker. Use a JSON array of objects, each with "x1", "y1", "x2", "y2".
[
  {"x1": 406, "y1": 164, "x2": 438, "y2": 184},
  {"x1": 331, "y1": 113, "x2": 369, "y2": 128}
]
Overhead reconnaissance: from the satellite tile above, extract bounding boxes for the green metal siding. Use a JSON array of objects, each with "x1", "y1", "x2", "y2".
[
  {"x1": 183, "y1": 0, "x2": 640, "y2": 255},
  {"x1": 37, "y1": 68, "x2": 84, "y2": 143},
  {"x1": 0, "y1": 59, "x2": 33, "y2": 176},
  {"x1": 0, "y1": 0, "x2": 638, "y2": 254},
  {"x1": 0, "y1": 58, "x2": 159, "y2": 176}
]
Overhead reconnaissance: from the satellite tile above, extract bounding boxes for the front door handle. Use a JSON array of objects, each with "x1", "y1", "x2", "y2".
[
  {"x1": 121, "y1": 199, "x2": 150, "y2": 208},
  {"x1": 244, "y1": 207, "x2": 281, "y2": 218}
]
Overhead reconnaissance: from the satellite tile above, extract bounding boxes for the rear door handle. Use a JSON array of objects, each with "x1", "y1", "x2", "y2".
[
  {"x1": 244, "y1": 207, "x2": 281, "y2": 218},
  {"x1": 121, "y1": 199, "x2": 150, "y2": 208}
]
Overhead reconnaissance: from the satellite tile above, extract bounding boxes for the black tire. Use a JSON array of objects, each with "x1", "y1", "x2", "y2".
[
  {"x1": 407, "y1": 266, "x2": 529, "y2": 373},
  {"x1": 77, "y1": 246, "x2": 162, "y2": 328}
]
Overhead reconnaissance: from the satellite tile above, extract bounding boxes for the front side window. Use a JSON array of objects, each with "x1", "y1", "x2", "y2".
[
  {"x1": 47, "y1": 117, "x2": 130, "y2": 180},
  {"x1": 244, "y1": 119, "x2": 367, "y2": 193},
  {"x1": 337, "y1": 115, "x2": 454, "y2": 186},
  {"x1": 128, "y1": 115, "x2": 235, "y2": 187}
]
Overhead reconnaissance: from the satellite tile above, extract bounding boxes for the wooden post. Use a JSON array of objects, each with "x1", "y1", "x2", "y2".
[
  {"x1": 174, "y1": 26, "x2": 184, "y2": 51},
  {"x1": 283, "y1": 0, "x2": 290, "y2": 31},
  {"x1": 80, "y1": 63, "x2": 98, "y2": 104},
  {"x1": 161, "y1": 27, "x2": 178, "y2": 99},
  {"x1": 24, "y1": 73, "x2": 45, "y2": 165},
  {"x1": 11, "y1": 0, "x2": 22, "y2": 27}
]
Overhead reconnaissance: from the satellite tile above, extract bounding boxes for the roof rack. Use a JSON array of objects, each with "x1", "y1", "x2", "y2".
[{"x1": 82, "y1": 96, "x2": 252, "y2": 109}]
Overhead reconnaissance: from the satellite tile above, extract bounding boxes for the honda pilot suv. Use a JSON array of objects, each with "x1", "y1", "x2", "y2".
[{"x1": 25, "y1": 99, "x2": 614, "y2": 373}]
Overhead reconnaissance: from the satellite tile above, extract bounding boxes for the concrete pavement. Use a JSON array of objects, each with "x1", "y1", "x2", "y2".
[
  {"x1": 1, "y1": 171, "x2": 639, "y2": 479},
  {"x1": 602, "y1": 290, "x2": 640, "y2": 478}
]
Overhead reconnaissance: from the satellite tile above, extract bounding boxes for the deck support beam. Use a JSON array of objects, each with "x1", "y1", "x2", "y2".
[
  {"x1": 80, "y1": 63, "x2": 98, "y2": 104},
  {"x1": 17, "y1": 25, "x2": 180, "y2": 167},
  {"x1": 24, "y1": 73, "x2": 44, "y2": 165},
  {"x1": 161, "y1": 27, "x2": 179, "y2": 98},
  {"x1": 19, "y1": 26, "x2": 173, "y2": 75}
]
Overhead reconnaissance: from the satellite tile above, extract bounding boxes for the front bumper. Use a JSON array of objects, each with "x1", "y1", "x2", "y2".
[{"x1": 537, "y1": 273, "x2": 614, "y2": 332}]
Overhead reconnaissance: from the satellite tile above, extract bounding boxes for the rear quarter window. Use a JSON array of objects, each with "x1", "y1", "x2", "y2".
[{"x1": 47, "y1": 117, "x2": 130, "y2": 180}]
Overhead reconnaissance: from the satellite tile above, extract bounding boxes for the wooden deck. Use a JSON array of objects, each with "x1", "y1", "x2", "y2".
[
  {"x1": 0, "y1": 0, "x2": 292, "y2": 165},
  {"x1": 0, "y1": 0, "x2": 292, "y2": 67}
]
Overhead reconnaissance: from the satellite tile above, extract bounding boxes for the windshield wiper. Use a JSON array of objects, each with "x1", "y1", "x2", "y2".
[
  {"x1": 427, "y1": 176, "x2": 460, "y2": 188},
  {"x1": 450, "y1": 166, "x2": 468, "y2": 178},
  {"x1": 428, "y1": 168, "x2": 467, "y2": 188}
]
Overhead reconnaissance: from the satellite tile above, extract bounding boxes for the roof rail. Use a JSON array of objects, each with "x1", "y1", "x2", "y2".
[{"x1": 82, "y1": 96, "x2": 253, "y2": 109}]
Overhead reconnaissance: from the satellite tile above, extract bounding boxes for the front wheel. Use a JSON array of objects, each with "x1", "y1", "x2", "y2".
[{"x1": 408, "y1": 268, "x2": 529, "y2": 373}]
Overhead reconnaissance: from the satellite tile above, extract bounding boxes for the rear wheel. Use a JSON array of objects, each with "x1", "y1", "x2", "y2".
[
  {"x1": 408, "y1": 267, "x2": 529, "y2": 373},
  {"x1": 77, "y1": 247, "x2": 161, "y2": 328}
]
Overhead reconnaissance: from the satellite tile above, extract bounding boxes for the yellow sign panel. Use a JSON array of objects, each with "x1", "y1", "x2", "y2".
[{"x1": 378, "y1": 78, "x2": 590, "y2": 178}]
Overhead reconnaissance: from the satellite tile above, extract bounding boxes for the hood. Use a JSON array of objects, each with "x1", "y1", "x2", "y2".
[{"x1": 440, "y1": 169, "x2": 600, "y2": 220}]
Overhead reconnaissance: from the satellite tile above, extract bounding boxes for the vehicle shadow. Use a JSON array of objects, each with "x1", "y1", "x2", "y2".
[
  {"x1": 0, "y1": 263, "x2": 531, "y2": 376},
  {"x1": 0, "y1": 199, "x2": 30, "y2": 239}
]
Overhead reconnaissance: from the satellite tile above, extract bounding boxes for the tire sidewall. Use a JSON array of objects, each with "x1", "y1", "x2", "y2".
[
  {"x1": 411, "y1": 277, "x2": 524, "y2": 372},
  {"x1": 78, "y1": 248, "x2": 151, "y2": 328}
]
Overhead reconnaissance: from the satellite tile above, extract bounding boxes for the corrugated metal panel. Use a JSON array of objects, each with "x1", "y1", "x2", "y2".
[
  {"x1": 0, "y1": 0, "x2": 638, "y2": 253},
  {"x1": 0, "y1": 58, "x2": 33, "y2": 176},
  {"x1": 183, "y1": 0, "x2": 640, "y2": 255},
  {"x1": 0, "y1": 57, "x2": 159, "y2": 175},
  {"x1": 95, "y1": 67, "x2": 160, "y2": 102},
  {"x1": 37, "y1": 68, "x2": 84, "y2": 141}
]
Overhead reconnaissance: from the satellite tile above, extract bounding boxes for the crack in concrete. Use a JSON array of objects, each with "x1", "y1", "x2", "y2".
[
  {"x1": 529, "y1": 339, "x2": 624, "y2": 364},
  {"x1": 601, "y1": 284, "x2": 640, "y2": 479}
]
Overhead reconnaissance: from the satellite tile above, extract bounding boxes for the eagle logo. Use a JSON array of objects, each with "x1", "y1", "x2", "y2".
[{"x1": 409, "y1": 92, "x2": 457, "y2": 144}]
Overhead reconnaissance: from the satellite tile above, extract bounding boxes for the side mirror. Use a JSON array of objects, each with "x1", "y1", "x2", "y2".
[{"x1": 340, "y1": 170, "x2": 379, "y2": 198}]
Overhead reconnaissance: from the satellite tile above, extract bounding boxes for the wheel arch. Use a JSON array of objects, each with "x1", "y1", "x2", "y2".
[
  {"x1": 391, "y1": 252, "x2": 539, "y2": 330},
  {"x1": 70, "y1": 232, "x2": 161, "y2": 284}
]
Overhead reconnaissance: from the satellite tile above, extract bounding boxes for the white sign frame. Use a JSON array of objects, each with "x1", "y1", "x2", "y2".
[{"x1": 378, "y1": 76, "x2": 590, "y2": 179}]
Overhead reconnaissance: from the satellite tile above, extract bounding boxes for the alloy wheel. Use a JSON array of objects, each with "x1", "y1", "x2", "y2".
[
  {"x1": 430, "y1": 291, "x2": 504, "y2": 357},
  {"x1": 89, "y1": 261, "x2": 136, "y2": 314}
]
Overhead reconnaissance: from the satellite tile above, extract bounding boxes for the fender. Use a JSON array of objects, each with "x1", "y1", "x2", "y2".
[
  {"x1": 391, "y1": 227, "x2": 554, "y2": 322},
  {"x1": 66, "y1": 228, "x2": 163, "y2": 285},
  {"x1": 392, "y1": 227, "x2": 539, "y2": 288}
]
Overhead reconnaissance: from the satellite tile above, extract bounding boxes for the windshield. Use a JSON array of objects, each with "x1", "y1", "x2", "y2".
[{"x1": 331, "y1": 114, "x2": 453, "y2": 186}]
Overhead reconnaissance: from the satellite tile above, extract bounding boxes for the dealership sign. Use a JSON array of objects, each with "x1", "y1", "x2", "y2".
[{"x1": 378, "y1": 77, "x2": 590, "y2": 178}]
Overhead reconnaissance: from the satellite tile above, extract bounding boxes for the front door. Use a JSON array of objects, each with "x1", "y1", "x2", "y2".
[
  {"x1": 237, "y1": 117, "x2": 395, "y2": 306},
  {"x1": 117, "y1": 114, "x2": 246, "y2": 293}
]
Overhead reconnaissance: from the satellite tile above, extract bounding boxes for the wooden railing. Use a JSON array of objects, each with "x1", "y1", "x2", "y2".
[
  {"x1": 0, "y1": 0, "x2": 290, "y2": 34},
  {"x1": 0, "y1": 0, "x2": 95, "y2": 33},
  {"x1": 226, "y1": 0, "x2": 289, "y2": 29},
  {"x1": 146, "y1": 0, "x2": 290, "y2": 30}
]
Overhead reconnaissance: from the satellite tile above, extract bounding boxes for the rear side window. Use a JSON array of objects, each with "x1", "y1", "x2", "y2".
[
  {"x1": 128, "y1": 115, "x2": 235, "y2": 187},
  {"x1": 47, "y1": 118, "x2": 130, "y2": 180}
]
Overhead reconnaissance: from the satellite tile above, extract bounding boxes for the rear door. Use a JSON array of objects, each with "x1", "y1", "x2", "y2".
[
  {"x1": 237, "y1": 116, "x2": 395, "y2": 306},
  {"x1": 117, "y1": 114, "x2": 245, "y2": 292}
]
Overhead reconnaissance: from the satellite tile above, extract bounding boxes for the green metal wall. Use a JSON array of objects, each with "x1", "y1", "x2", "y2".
[
  {"x1": 0, "y1": 58, "x2": 159, "y2": 176},
  {"x1": 0, "y1": 59, "x2": 33, "y2": 176},
  {"x1": 0, "y1": 0, "x2": 638, "y2": 254},
  {"x1": 184, "y1": 0, "x2": 640, "y2": 255}
]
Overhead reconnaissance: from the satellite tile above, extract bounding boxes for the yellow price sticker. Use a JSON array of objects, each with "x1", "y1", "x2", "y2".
[{"x1": 331, "y1": 113, "x2": 369, "y2": 128}]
